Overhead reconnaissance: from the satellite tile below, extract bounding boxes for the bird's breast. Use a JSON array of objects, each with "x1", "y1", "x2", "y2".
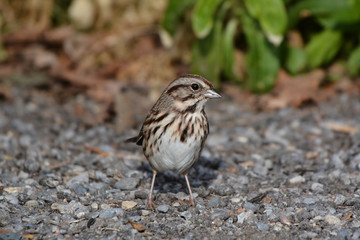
[{"x1": 144, "y1": 112, "x2": 208, "y2": 174}]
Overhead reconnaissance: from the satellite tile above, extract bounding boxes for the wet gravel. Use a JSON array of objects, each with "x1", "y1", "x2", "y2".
[{"x1": 1, "y1": 87, "x2": 360, "y2": 239}]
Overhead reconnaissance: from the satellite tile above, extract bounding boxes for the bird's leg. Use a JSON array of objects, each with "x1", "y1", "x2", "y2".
[
  {"x1": 184, "y1": 174, "x2": 196, "y2": 207},
  {"x1": 146, "y1": 170, "x2": 157, "y2": 209}
]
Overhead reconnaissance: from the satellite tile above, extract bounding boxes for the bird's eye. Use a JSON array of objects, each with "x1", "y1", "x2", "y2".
[{"x1": 191, "y1": 83, "x2": 200, "y2": 90}]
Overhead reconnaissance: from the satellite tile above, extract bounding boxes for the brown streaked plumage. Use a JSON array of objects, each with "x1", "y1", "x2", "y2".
[{"x1": 127, "y1": 74, "x2": 221, "y2": 209}]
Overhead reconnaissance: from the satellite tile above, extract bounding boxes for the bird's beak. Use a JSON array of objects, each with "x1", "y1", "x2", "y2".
[{"x1": 204, "y1": 87, "x2": 221, "y2": 99}]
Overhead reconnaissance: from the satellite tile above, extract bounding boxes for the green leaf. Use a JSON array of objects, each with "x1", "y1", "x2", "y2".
[
  {"x1": 192, "y1": 0, "x2": 223, "y2": 38},
  {"x1": 288, "y1": 0, "x2": 352, "y2": 27},
  {"x1": 305, "y1": 30, "x2": 342, "y2": 68},
  {"x1": 162, "y1": 0, "x2": 194, "y2": 36},
  {"x1": 223, "y1": 19, "x2": 238, "y2": 80},
  {"x1": 191, "y1": 2, "x2": 230, "y2": 87},
  {"x1": 241, "y1": 11, "x2": 280, "y2": 93},
  {"x1": 347, "y1": 45, "x2": 360, "y2": 76},
  {"x1": 285, "y1": 46, "x2": 307, "y2": 74},
  {"x1": 317, "y1": 0, "x2": 360, "y2": 30},
  {"x1": 244, "y1": 0, "x2": 287, "y2": 45}
]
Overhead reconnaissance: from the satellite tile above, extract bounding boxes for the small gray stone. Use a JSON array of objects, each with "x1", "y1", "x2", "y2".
[
  {"x1": 157, "y1": 204, "x2": 169, "y2": 213},
  {"x1": 0, "y1": 232, "x2": 23, "y2": 240},
  {"x1": 69, "y1": 183, "x2": 88, "y2": 195},
  {"x1": 134, "y1": 190, "x2": 148, "y2": 199},
  {"x1": 5, "y1": 194, "x2": 19, "y2": 205},
  {"x1": 24, "y1": 158, "x2": 40, "y2": 173},
  {"x1": 332, "y1": 154, "x2": 344, "y2": 168},
  {"x1": 352, "y1": 229, "x2": 360, "y2": 240},
  {"x1": 25, "y1": 200, "x2": 39, "y2": 208},
  {"x1": 257, "y1": 222, "x2": 269, "y2": 231},
  {"x1": 289, "y1": 175, "x2": 305, "y2": 184},
  {"x1": 237, "y1": 210, "x2": 257, "y2": 224},
  {"x1": 334, "y1": 194, "x2": 346, "y2": 205},
  {"x1": 337, "y1": 229, "x2": 351, "y2": 239},
  {"x1": 303, "y1": 197, "x2": 317, "y2": 205},
  {"x1": 253, "y1": 164, "x2": 267, "y2": 176},
  {"x1": 311, "y1": 182, "x2": 324, "y2": 192},
  {"x1": 208, "y1": 196, "x2": 221, "y2": 208},
  {"x1": 243, "y1": 202, "x2": 258, "y2": 212},
  {"x1": 180, "y1": 211, "x2": 192, "y2": 220},
  {"x1": 0, "y1": 209, "x2": 10, "y2": 226},
  {"x1": 114, "y1": 178, "x2": 139, "y2": 190},
  {"x1": 66, "y1": 172, "x2": 89, "y2": 187},
  {"x1": 19, "y1": 135, "x2": 32, "y2": 148},
  {"x1": 99, "y1": 208, "x2": 124, "y2": 219},
  {"x1": 210, "y1": 209, "x2": 230, "y2": 220},
  {"x1": 325, "y1": 214, "x2": 341, "y2": 225}
]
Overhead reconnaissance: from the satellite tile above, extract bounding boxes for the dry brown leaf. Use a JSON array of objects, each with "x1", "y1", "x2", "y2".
[
  {"x1": 341, "y1": 212, "x2": 353, "y2": 221},
  {"x1": 239, "y1": 161, "x2": 254, "y2": 168},
  {"x1": 260, "y1": 70, "x2": 325, "y2": 111},
  {"x1": 263, "y1": 197, "x2": 272, "y2": 204},
  {"x1": 237, "y1": 207, "x2": 244, "y2": 213},
  {"x1": 84, "y1": 145, "x2": 113, "y2": 157},
  {"x1": 323, "y1": 122, "x2": 358, "y2": 134},
  {"x1": 0, "y1": 85, "x2": 12, "y2": 100},
  {"x1": 227, "y1": 210, "x2": 238, "y2": 216},
  {"x1": 128, "y1": 221, "x2": 146, "y2": 232},
  {"x1": 227, "y1": 165, "x2": 238, "y2": 174}
]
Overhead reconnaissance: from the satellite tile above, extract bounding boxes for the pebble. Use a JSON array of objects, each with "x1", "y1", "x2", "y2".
[
  {"x1": 334, "y1": 194, "x2": 346, "y2": 205},
  {"x1": 66, "y1": 172, "x2": 89, "y2": 187},
  {"x1": 231, "y1": 198, "x2": 241, "y2": 203},
  {"x1": 19, "y1": 135, "x2": 32, "y2": 148},
  {"x1": 303, "y1": 197, "x2": 318, "y2": 205},
  {"x1": 0, "y1": 209, "x2": 10, "y2": 226},
  {"x1": 99, "y1": 208, "x2": 124, "y2": 219},
  {"x1": 237, "y1": 211, "x2": 257, "y2": 224},
  {"x1": 337, "y1": 229, "x2": 351, "y2": 239},
  {"x1": 0, "y1": 232, "x2": 23, "y2": 240},
  {"x1": 91, "y1": 202, "x2": 99, "y2": 210},
  {"x1": 114, "y1": 178, "x2": 139, "y2": 190},
  {"x1": 157, "y1": 204, "x2": 169, "y2": 213},
  {"x1": 289, "y1": 176, "x2": 306, "y2": 184},
  {"x1": 243, "y1": 202, "x2": 258, "y2": 212},
  {"x1": 311, "y1": 182, "x2": 324, "y2": 192},
  {"x1": 141, "y1": 210, "x2": 151, "y2": 216},
  {"x1": 208, "y1": 196, "x2": 221, "y2": 208},
  {"x1": 24, "y1": 200, "x2": 39, "y2": 208},
  {"x1": 5, "y1": 194, "x2": 19, "y2": 205},
  {"x1": 100, "y1": 204, "x2": 111, "y2": 210},
  {"x1": 325, "y1": 214, "x2": 341, "y2": 225},
  {"x1": 257, "y1": 222, "x2": 269, "y2": 231},
  {"x1": 180, "y1": 211, "x2": 192, "y2": 220},
  {"x1": 121, "y1": 201, "x2": 137, "y2": 210},
  {"x1": 210, "y1": 209, "x2": 230, "y2": 221}
]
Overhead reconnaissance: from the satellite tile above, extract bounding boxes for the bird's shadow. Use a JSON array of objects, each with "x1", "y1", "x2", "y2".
[{"x1": 137, "y1": 156, "x2": 223, "y2": 194}]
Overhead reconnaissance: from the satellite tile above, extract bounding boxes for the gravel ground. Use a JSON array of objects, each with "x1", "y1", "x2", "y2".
[{"x1": 0, "y1": 87, "x2": 360, "y2": 240}]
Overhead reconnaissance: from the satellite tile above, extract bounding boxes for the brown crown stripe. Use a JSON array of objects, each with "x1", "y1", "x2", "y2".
[
  {"x1": 166, "y1": 84, "x2": 188, "y2": 95},
  {"x1": 179, "y1": 74, "x2": 213, "y2": 88}
]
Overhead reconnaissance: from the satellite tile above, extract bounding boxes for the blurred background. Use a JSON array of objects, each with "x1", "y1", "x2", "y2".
[{"x1": 0, "y1": 0, "x2": 360, "y2": 130}]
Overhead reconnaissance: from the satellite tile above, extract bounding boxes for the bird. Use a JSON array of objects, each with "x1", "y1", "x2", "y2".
[{"x1": 126, "y1": 74, "x2": 221, "y2": 209}]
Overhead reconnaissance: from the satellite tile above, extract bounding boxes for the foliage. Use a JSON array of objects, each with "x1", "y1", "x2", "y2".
[{"x1": 163, "y1": 0, "x2": 360, "y2": 92}]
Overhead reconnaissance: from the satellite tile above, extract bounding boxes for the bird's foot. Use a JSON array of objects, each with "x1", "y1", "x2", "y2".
[{"x1": 146, "y1": 197, "x2": 157, "y2": 210}]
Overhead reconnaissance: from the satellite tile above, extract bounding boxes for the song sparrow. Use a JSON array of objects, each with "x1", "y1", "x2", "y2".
[{"x1": 127, "y1": 74, "x2": 221, "y2": 209}]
